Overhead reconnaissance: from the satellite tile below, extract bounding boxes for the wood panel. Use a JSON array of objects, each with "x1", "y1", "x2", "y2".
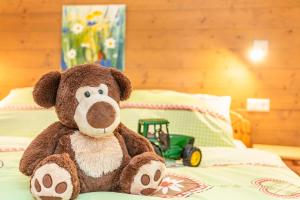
[
  {"x1": 0, "y1": 0, "x2": 299, "y2": 146},
  {"x1": 2, "y1": 29, "x2": 300, "y2": 51},
  {"x1": 1, "y1": 7, "x2": 300, "y2": 33},
  {"x1": 1, "y1": 49, "x2": 300, "y2": 70},
  {"x1": 2, "y1": 0, "x2": 300, "y2": 14}
]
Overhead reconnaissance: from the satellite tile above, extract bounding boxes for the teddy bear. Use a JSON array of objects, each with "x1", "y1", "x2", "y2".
[{"x1": 19, "y1": 64, "x2": 166, "y2": 200}]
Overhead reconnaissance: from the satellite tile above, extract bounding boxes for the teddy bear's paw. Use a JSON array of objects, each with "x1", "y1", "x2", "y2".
[
  {"x1": 130, "y1": 160, "x2": 166, "y2": 195},
  {"x1": 30, "y1": 163, "x2": 74, "y2": 200}
]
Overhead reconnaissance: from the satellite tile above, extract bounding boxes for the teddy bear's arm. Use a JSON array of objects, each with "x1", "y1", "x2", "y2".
[
  {"x1": 19, "y1": 122, "x2": 73, "y2": 176},
  {"x1": 118, "y1": 123, "x2": 154, "y2": 157}
]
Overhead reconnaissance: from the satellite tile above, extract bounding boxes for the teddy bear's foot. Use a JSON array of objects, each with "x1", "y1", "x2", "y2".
[
  {"x1": 30, "y1": 154, "x2": 80, "y2": 200},
  {"x1": 120, "y1": 152, "x2": 166, "y2": 195}
]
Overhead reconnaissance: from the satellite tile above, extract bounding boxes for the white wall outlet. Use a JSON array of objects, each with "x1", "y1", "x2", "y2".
[{"x1": 246, "y1": 98, "x2": 270, "y2": 112}]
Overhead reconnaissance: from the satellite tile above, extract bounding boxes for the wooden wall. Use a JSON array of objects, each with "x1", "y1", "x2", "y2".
[{"x1": 0, "y1": 0, "x2": 300, "y2": 146}]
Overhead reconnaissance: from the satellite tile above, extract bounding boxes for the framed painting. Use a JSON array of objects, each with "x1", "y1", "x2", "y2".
[{"x1": 61, "y1": 5, "x2": 126, "y2": 71}]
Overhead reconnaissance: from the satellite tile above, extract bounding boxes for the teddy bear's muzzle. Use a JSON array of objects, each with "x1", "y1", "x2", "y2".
[
  {"x1": 86, "y1": 102, "x2": 116, "y2": 129},
  {"x1": 74, "y1": 85, "x2": 121, "y2": 136}
]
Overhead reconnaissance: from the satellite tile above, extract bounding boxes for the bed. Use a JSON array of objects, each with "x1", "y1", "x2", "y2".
[{"x1": 0, "y1": 88, "x2": 300, "y2": 200}]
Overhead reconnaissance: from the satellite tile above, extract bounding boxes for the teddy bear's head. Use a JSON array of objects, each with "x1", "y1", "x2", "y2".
[{"x1": 33, "y1": 64, "x2": 131, "y2": 137}]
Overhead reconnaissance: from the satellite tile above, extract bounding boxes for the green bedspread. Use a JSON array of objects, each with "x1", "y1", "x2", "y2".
[{"x1": 1, "y1": 150, "x2": 300, "y2": 200}]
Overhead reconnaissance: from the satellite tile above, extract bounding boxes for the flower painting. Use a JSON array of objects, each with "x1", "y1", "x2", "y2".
[{"x1": 62, "y1": 5, "x2": 126, "y2": 71}]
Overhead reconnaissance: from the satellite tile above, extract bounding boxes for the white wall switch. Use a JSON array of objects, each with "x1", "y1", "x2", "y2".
[{"x1": 246, "y1": 98, "x2": 270, "y2": 112}]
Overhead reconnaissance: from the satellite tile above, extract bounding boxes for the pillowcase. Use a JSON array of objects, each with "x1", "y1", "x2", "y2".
[
  {"x1": 0, "y1": 87, "x2": 36, "y2": 107},
  {"x1": 0, "y1": 88, "x2": 235, "y2": 147},
  {"x1": 192, "y1": 94, "x2": 231, "y2": 122},
  {"x1": 0, "y1": 87, "x2": 58, "y2": 138},
  {"x1": 121, "y1": 90, "x2": 235, "y2": 147},
  {"x1": 0, "y1": 110, "x2": 57, "y2": 138}
]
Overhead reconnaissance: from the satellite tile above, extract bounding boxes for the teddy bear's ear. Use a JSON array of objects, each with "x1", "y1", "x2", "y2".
[
  {"x1": 33, "y1": 71, "x2": 61, "y2": 108},
  {"x1": 110, "y1": 68, "x2": 132, "y2": 101}
]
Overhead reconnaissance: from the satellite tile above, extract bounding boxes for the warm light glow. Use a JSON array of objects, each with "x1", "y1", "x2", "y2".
[
  {"x1": 248, "y1": 40, "x2": 268, "y2": 63},
  {"x1": 248, "y1": 48, "x2": 266, "y2": 63}
]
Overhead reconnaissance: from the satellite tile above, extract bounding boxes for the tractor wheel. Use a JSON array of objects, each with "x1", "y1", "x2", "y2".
[
  {"x1": 182, "y1": 145, "x2": 202, "y2": 167},
  {"x1": 151, "y1": 142, "x2": 163, "y2": 157}
]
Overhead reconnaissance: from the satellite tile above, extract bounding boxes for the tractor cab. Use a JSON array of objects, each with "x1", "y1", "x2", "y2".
[
  {"x1": 138, "y1": 118, "x2": 202, "y2": 167},
  {"x1": 138, "y1": 119, "x2": 170, "y2": 151}
]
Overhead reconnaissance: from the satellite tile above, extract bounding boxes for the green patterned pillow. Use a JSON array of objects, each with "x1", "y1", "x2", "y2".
[{"x1": 120, "y1": 90, "x2": 234, "y2": 147}]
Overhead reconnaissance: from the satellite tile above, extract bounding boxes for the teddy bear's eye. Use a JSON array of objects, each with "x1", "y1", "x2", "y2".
[
  {"x1": 84, "y1": 91, "x2": 91, "y2": 98},
  {"x1": 98, "y1": 89, "x2": 104, "y2": 95}
]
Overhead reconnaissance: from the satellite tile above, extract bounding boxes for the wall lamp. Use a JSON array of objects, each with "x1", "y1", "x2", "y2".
[{"x1": 248, "y1": 40, "x2": 269, "y2": 63}]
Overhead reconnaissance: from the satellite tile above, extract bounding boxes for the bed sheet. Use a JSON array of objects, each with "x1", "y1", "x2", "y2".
[{"x1": 0, "y1": 148, "x2": 300, "y2": 200}]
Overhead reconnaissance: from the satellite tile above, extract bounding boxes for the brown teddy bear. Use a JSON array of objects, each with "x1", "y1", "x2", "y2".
[{"x1": 19, "y1": 64, "x2": 166, "y2": 200}]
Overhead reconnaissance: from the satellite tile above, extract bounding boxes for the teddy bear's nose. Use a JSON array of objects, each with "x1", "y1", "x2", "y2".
[{"x1": 86, "y1": 102, "x2": 116, "y2": 129}]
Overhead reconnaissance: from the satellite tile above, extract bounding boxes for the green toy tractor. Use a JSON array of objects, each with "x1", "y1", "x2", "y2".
[{"x1": 138, "y1": 119, "x2": 202, "y2": 167}]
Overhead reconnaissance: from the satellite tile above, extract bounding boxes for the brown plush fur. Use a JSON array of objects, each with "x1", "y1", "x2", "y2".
[
  {"x1": 55, "y1": 64, "x2": 130, "y2": 128},
  {"x1": 117, "y1": 123, "x2": 154, "y2": 156},
  {"x1": 20, "y1": 64, "x2": 165, "y2": 199},
  {"x1": 19, "y1": 122, "x2": 76, "y2": 176},
  {"x1": 110, "y1": 68, "x2": 132, "y2": 101},
  {"x1": 33, "y1": 71, "x2": 61, "y2": 108}
]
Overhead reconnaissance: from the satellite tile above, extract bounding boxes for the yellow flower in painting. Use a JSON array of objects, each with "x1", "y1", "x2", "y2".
[
  {"x1": 105, "y1": 38, "x2": 116, "y2": 49},
  {"x1": 93, "y1": 11, "x2": 103, "y2": 17},
  {"x1": 86, "y1": 14, "x2": 94, "y2": 20},
  {"x1": 71, "y1": 23, "x2": 84, "y2": 34},
  {"x1": 67, "y1": 49, "x2": 76, "y2": 59},
  {"x1": 86, "y1": 10, "x2": 103, "y2": 20}
]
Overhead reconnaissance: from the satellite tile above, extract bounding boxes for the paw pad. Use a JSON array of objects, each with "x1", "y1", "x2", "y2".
[
  {"x1": 34, "y1": 179, "x2": 41, "y2": 192},
  {"x1": 141, "y1": 174, "x2": 150, "y2": 186},
  {"x1": 141, "y1": 188, "x2": 157, "y2": 195},
  {"x1": 43, "y1": 174, "x2": 52, "y2": 188},
  {"x1": 154, "y1": 170, "x2": 161, "y2": 181},
  {"x1": 55, "y1": 182, "x2": 67, "y2": 194},
  {"x1": 31, "y1": 163, "x2": 73, "y2": 200}
]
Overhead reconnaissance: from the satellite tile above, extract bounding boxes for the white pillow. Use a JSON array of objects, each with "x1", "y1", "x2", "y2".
[
  {"x1": 193, "y1": 94, "x2": 231, "y2": 122},
  {"x1": 0, "y1": 87, "x2": 35, "y2": 107}
]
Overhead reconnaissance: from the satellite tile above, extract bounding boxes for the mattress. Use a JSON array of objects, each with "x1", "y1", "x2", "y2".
[{"x1": 1, "y1": 147, "x2": 300, "y2": 200}]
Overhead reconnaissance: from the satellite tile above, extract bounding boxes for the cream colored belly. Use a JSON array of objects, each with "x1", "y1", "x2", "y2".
[{"x1": 70, "y1": 131, "x2": 123, "y2": 178}]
